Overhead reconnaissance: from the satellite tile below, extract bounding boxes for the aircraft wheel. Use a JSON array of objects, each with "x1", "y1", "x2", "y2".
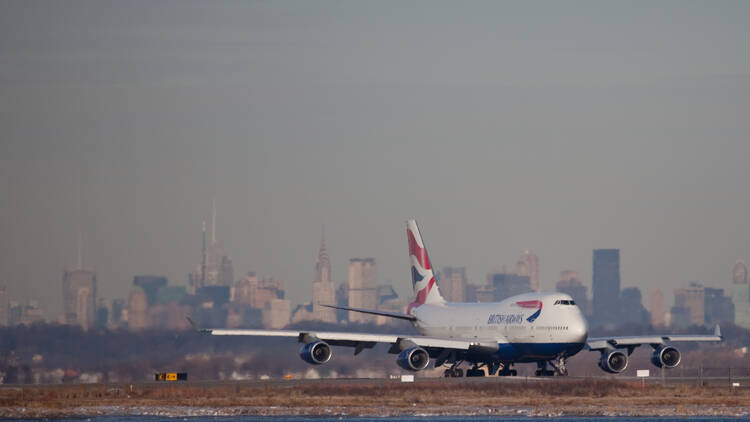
[
  {"x1": 487, "y1": 363, "x2": 500, "y2": 376},
  {"x1": 455, "y1": 368, "x2": 463, "y2": 377},
  {"x1": 466, "y1": 368, "x2": 485, "y2": 377},
  {"x1": 510, "y1": 370, "x2": 517, "y2": 376}
]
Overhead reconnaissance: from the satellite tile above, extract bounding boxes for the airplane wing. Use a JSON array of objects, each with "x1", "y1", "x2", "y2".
[
  {"x1": 188, "y1": 318, "x2": 501, "y2": 357},
  {"x1": 586, "y1": 324, "x2": 722, "y2": 351}
]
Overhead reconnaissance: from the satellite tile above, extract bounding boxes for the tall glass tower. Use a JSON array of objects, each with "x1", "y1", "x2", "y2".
[{"x1": 592, "y1": 249, "x2": 621, "y2": 326}]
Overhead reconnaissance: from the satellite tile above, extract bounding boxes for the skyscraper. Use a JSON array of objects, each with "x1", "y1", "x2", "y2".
[
  {"x1": 190, "y1": 201, "x2": 234, "y2": 289},
  {"x1": 517, "y1": 250, "x2": 540, "y2": 292},
  {"x1": 127, "y1": 288, "x2": 148, "y2": 330},
  {"x1": 62, "y1": 243, "x2": 96, "y2": 330},
  {"x1": 133, "y1": 275, "x2": 168, "y2": 306},
  {"x1": 0, "y1": 285, "x2": 6, "y2": 326},
  {"x1": 731, "y1": 259, "x2": 750, "y2": 328},
  {"x1": 7, "y1": 301, "x2": 21, "y2": 326},
  {"x1": 650, "y1": 288, "x2": 665, "y2": 327},
  {"x1": 348, "y1": 258, "x2": 377, "y2": 324},
  {"x1": 620, "y1": 287, "x2": 649, "y2": 325},
  {"x1": 232, "y1": 272, "x2": 285, "y2": 310},
  {"x1": 704, "y1": 287, "x2": 734, "y2": 325},
  {"x1": 592, "y1": 249, "x2": 621, "y2": 326},
  {"x1": 674, "y1": 283, "x2": 705, "y2": 326},
  {"x1": 20, "y1": 299, "x2": 44, "y2": 325},
  {"x1": 487, "y1": 272, "x2": 531, "y2": 301},
  {"x1": 312, "y1": 232, "x2": 336, "y2": 323},
  {"x1": 262, "y1": 298, "x2": 291, "y2": 329}
]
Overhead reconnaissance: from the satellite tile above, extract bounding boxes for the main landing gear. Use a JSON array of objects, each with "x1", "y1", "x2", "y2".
[
  {"x1": 443, "y1": 361, "x2": 464, "y2": 378},
  {"x1": 444, "y1": 362, "x2": 518, "y2": 377},
  {"x1": 497, "y1": 363, "x2": 518, "y2": 377},
  {"x1": 535, "y1": 361, "x2": 555, "y2": 377},
  {"x1": 535, "y1": 356, "x2": 569, "y2": 377},
  {"x1": 466, "y1": 365, "x2": 485, "y2": 377}
]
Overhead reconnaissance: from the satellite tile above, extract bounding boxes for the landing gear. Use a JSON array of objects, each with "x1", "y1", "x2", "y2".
[
  {"x1": 535, "y1": 361, "x2": 555, "y2": 377},
  {"x1": 497, "y1": 363, "x2": 518, "y2": 376},
  {"x1": 549, "y1": 355, "x2": 569, "y2": 376},
  {"x1": 443, "y1": 361, "x2": 464, "y2": 377},
  {"x1": 487, "y1": 362, "x2": 500, "y2": 376},
  {"x1": 466, "y1": 365, "x2": 485, "y2": 377},
  {"x1": 443, "y1": 367, "x2": 464, "y2": 377}
]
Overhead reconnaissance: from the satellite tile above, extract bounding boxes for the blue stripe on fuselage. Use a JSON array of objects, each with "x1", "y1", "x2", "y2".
[
  {"x1": 526, "y1": 308, "x2": 542, "y2": 323},
  {"x1": 495, "y1": 342, "x2": 585, "y2": 362}
]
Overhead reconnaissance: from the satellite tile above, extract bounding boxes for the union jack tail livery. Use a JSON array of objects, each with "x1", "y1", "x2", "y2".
[{"x1": 407, "y1": 219, "x2": 445, "y2": 312}]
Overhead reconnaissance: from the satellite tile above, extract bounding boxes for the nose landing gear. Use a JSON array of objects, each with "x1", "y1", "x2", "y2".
[{"x1": 550, "y1": 355, "x2": 569, "y2": 376}]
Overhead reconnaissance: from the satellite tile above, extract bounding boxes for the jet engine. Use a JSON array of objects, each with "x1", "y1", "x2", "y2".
[
  {"x1": 299, "y1": 340, "x2": 332, "y2": 365},
  {"x1": 598, "y1": 349, "x2": 628, "y2": 374},
  {"x1": 396, "y1": 347, "x2": 430, "y2": 371},
  {"x1": 651, "y1": 345, "x2": 681, "y2": 369}
]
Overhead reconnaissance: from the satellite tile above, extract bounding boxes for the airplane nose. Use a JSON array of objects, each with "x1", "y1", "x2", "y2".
[{"x1": 571, "y1": 314, "x2": 588, "y2": 343}]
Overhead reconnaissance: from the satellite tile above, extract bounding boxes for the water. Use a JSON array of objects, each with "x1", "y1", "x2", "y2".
[{"x1": 4, "y1": 417, "x2": 750, "y2": 422}]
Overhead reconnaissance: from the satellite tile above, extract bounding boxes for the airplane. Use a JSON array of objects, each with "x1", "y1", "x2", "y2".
[{"x1": 190, "y1": 219, "x2": 722, "y2": 377}]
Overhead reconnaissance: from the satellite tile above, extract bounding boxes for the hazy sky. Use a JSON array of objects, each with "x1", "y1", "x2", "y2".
[{"x1": 2, "y1": 1, "x2": 750, "y2": 319}]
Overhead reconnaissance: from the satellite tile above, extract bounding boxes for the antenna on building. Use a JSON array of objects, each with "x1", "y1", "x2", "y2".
[
  {"x1": 201, "y1": 220, "x2": 207, "y2": 287},
  {"x1": 211, "y1": 198, "x2": 217, "y2": 245},
  {"x1": 77, "y1": 232, "x2": 83, "y2": 270}
]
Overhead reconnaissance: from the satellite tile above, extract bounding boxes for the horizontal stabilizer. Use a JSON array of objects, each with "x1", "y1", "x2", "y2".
[
  {"x1": 185, "y1": 317, "x2": 212, "y2": 334},
  {"x1": 321, "y1": 304, "x2": 417, "y2": 321}
]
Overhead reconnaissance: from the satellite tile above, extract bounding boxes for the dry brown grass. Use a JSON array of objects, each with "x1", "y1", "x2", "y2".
[{"x1": 2, "y1": 379, "x2": 749, "y2": 417}]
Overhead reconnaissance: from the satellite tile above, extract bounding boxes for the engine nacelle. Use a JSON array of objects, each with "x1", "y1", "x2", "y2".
[
  {"x1": 598, "y1": 349, "x2": 628, "y2": 374},
  {"x1": 396, "y1": 347, "x2": 430, "y2": 371},
  {"x1": 299, "y1": 340, "x2": 332, "y2": 365},
  {"x1": 651, "y1": 345, "x2": 681, "y2": 369}
]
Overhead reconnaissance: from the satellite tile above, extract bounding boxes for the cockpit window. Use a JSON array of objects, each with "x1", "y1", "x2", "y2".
[{"x1": 554, "y1": 300, "x2": 576, "y2": 305}]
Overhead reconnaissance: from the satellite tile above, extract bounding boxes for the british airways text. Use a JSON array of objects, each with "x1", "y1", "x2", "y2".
[{"x1": 487, "y1": 314, "x2": 524, "y2": 324}]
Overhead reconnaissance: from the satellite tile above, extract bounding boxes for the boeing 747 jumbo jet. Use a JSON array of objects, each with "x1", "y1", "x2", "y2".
[{"x1": 191, "y1": 219, "x2": 722, "y2": 377}]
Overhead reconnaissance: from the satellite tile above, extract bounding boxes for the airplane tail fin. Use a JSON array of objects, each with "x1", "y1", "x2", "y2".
[{"x1": 406, "y1": 219, "x2": 445, "y2": 312}]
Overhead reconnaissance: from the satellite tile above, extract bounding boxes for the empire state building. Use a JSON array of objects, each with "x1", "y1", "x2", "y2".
[{"x1": 312, "y1": 232, "x2": 336, "y2": 323}]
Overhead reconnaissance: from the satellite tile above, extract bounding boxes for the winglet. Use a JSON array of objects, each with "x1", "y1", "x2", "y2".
[
  {"x1": 186, "y1": 317, "x2": 211, "y2": 334},
  {"x1": 715, "y1": 324, "x2": 722, "y2": 339}
]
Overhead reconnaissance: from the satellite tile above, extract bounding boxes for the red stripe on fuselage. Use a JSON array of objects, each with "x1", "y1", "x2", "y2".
[
  {"x1": 407, "y1": 229, "x2": 431, "y2": 270},
  {"x1": 515, "y1": 300, "x2": 542, "y2": 309}
]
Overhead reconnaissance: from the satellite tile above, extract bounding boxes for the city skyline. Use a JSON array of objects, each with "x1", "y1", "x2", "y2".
[
  {"x1": 3, "y1": 216, "x2": 748, "y2": 327},
  {"x1": 1, "y1": 220, "x2": 746, "y2": 332},
  {"x1": 3, "y1": 200, "x2": 750, "y2": 320},
  {"x1": 2, "y1": 1, "x2": 750, "y2": 318}
]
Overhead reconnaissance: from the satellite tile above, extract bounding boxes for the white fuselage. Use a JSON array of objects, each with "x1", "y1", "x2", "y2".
[{"x1": 411, "y1": 292, "x2": 589, "y2": 362}]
